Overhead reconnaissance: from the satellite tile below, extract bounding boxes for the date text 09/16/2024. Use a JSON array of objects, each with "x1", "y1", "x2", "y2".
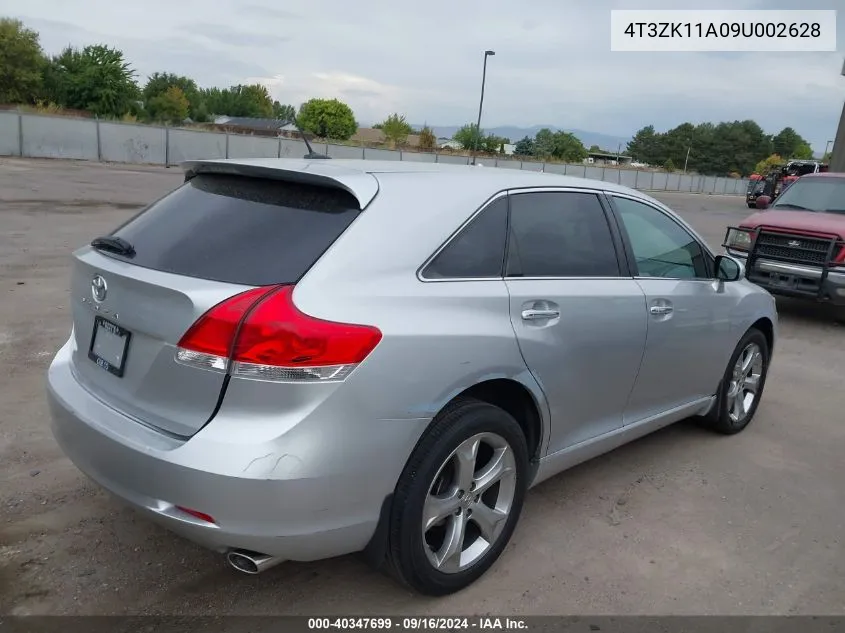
[{"x1": 307, "y1": 617, "x2": 528, "y2": 630}]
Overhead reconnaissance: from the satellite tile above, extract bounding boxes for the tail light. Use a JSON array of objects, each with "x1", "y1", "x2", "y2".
[{"x1": 175, "y1": 285, "x2": 382, "y2": 383}]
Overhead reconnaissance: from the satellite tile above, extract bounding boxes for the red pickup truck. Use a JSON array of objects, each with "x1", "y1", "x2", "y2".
[{"x1": 724, "y1": 172, "x2": 845, "y2": 321}]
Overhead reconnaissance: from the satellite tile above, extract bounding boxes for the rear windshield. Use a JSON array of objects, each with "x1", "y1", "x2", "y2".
[
  {"x1": 772, "y1": 177, "x2": 845, "y2": 215},
  {"x1": 106, "y1": 174, "x2": 361, "y2": 285}
]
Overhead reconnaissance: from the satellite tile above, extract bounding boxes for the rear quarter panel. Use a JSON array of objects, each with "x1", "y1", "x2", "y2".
[{"x1": 288, "y1": 172, "x2": 550, "y2": 442}]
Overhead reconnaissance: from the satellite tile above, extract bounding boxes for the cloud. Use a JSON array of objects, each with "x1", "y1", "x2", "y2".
[
  {"x1": 8, "y1": 0, "x2": 845, "y2": 151},
  {"x1": 186, "y1": 23, "x2": 292, "y2": 48}
]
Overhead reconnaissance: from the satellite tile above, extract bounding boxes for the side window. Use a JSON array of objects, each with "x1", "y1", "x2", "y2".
[
  {"x1": 422, "y1": 196, "x2": 508, "y2": 279},
  {"x1": 506, "y1": 192, "x2": 620, "y2": 278},
  {"x1": 612, "y1": 196, "x2": 709, "y2": 279}
]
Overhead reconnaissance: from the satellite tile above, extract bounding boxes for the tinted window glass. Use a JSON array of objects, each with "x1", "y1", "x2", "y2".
[
  {"x1": 613, "y1": 196, "x2": 709, "y2": 279},
  {"x1": 423, "y1": 197, "x2": 508, "y2": 279},
  {"x1": 506, "y1": 192, "x2": 620, "y2": 278},
  {"x1": 106, "y1": 174, "x2": 361, "y2": 285}
]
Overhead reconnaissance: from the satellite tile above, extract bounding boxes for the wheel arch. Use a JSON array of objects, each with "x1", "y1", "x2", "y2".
[{"x1": 362, "y1": 375, "x2": 548, "y2": 571}]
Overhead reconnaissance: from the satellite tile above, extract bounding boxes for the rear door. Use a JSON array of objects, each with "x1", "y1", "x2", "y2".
[
  {"x1": 607, "y1": 194, "x2": 736, "y2": 424},
  {"x1": 69, "y1": 173, "x2": 362, "y2": 437},
  {"x1": 504, "y1": 189, "x2": 648, "y2": 453}
]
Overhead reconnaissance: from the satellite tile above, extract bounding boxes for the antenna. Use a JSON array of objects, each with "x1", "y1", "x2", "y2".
[{"x1": 282, "y1": 119, "x2": 331, "y2": 159}]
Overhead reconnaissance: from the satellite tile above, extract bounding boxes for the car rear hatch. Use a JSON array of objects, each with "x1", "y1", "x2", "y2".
[{"x1": 68, "y1": 162, "x2": 376, "y2": 437}]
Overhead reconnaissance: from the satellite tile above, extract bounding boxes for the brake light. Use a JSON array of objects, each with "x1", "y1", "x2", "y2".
[{"x1": 175, "y1": 285, "x2": 382, "y2": 382}]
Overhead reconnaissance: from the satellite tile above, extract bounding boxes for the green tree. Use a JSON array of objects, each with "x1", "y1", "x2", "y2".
[
  {"x1": 664, "y1": 158, "x2": 676, "y2": 172},
  {"x1": 626, "y1": 125, "x2": 663, "y2": 165},
  {"x1": 754, "y1": 153, "x2": 784, "y2": 175},
  {"x1": 0, "y1": 18, "x2": 45, "y2": 104},
  {"x1": 549, "y1": 130, "x2": 587, "y2": 162},
  {"x1": 237, "y1": 84, "x2": 274, "y2": 117},
  {"x1": 201, "y1": 84, "x2": 274, "y2": 118},
  {"x1": 143, "y1": 72, "x2": 202, "y2": 120},
  {"x1": 297, "y1": 97, "x2": 357, "y2": 140},
  {"x1": 589, "y1": 144, "x2": 601, "y2": 152},
  {"x1": 772, "y1": 127, "x2": 813, "y2": 160},
  {"x1": 380, "y1": 112, "x2": 413, "y2": 147},
  {"x1": 273, "y1": 101, "x2": 296, "y2": 121},
  {"x1": 513, "y1": 136, "x2": 534, "y2": 156},
  {"x1": 47, "y1": 45, "x2": 138, "y2": 117},
  {"x1": 453, "y1": 123, "x2": 484, "y2": 150},
  {"x1": 792, "y1": 142, "x2": 814, "y2": 160},
  {"x1": 660, "y1": 122, "x2": 696, "y2": 168},
  {"x1": 147, "y1": 85, "x2": 189, "y2": 123},
  {"x1": 533, "y1": 128, "x2": 555, "y2": 158},
  {"x1": 418, "y1": 124, "x2": 436, "y2": 151},
  {"x1": 482, "y1": 134, "x2": 509, "y2": 153}
]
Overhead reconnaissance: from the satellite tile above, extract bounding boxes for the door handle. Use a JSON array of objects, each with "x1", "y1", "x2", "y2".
[
  {"x1": 649, "y1": 305, "x2": 673, "y2": 315},
  {"x1": 521, "y1": 309, "x2": 560, "y2": 320}
]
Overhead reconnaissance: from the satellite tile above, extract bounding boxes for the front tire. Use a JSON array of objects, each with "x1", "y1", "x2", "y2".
[
  {"x1": 387, "y1": 397, "x2": 529, "y2": 596},
  {"x1": 699, "y1": 328, "x2": 770, "y2": 435}
]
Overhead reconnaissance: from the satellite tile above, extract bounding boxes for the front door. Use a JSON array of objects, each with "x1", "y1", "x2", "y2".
[
  {"x1": 608, "y1": 194, "x2": 738, "y2": 424},
  {"x1": 504, "y1": 190, "x2": 648, "y2": 454}
]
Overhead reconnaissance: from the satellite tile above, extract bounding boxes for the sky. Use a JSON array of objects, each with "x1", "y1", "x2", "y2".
[{"x1": 2, "y1": 0, "x2": 844, "y2": 153}]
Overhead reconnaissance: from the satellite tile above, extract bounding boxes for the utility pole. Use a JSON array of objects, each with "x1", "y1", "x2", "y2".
[
  {"x1": 471, "y1": 50, "x2": 495, "y2": 165},
  {"x1": 683, "y1": 146, "x2": 691, "y2": 174}
]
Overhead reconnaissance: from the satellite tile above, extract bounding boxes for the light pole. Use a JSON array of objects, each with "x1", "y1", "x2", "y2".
[
  {"x1": 472, "y1": 50, "x2": 495, "y2": 165},
  {"x1": 824, "y1": 139, "x2": 833, "y2": 159}
]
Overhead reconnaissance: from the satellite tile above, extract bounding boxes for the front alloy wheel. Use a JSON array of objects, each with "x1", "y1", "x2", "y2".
[
  {"x1": 727, "y1": 342, "x2": 764, "y2": 424},
  {"x1": 700, "y1": 327, "x2": 770, "y2": 435}
]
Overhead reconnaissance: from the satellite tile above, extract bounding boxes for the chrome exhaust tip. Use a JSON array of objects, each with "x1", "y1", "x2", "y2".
[{"x1": 226, "y1": 549, "x2": 283, "y2": 575}]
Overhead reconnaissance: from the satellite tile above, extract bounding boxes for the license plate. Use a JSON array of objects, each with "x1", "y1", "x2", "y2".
[{"x1": 88, "y1": 316, "x2": 131, "y2": 377}]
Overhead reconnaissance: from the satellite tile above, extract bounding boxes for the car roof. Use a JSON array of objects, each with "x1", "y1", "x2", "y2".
[
  {"x1": 802, "y1": 172, "x2": 845, "y2": 179},
  {"x1": 181, "y1": 157, "x2": 646, "y2": 209}
]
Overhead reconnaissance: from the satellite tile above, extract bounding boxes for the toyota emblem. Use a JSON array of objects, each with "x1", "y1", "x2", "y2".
[{"x1": 91, "y1": 275, "x2": 108, "y2": 303}]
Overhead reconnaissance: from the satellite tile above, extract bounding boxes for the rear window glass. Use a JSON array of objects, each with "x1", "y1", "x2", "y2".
[
  {"x1": 106, "y1": 174, "x2": 361, "y2": 285},
  {"x1": 422, "y1": 197, "x2": 508, "y2": 279}
]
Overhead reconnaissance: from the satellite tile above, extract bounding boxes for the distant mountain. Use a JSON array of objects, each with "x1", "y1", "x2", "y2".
[{"x1": 414, "y1": 124, "x2": 631, "y2": 153}]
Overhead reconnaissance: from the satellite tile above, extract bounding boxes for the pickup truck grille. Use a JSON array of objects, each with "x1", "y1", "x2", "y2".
[{"x1": 755, "y1": 232, "x2": 834, "y2": 265}]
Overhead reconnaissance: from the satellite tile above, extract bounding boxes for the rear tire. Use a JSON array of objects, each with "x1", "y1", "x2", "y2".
[
  {"x1": 386, "y1": 397, "x2": 528, "y2": 596},
  {"x1": 747, "y1": 202, "x2": 756, "y2": 208},
  {"x1": 698, "y1": 328, "x2": 770, "y2": 435}
]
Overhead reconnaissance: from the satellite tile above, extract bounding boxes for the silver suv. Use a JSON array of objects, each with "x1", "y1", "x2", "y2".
[{"x1": 47, "y1": 159, "x2": 777, "y2": 596}]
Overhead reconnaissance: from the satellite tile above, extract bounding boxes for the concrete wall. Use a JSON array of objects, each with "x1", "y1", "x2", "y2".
[
  {"x1": 99, "y1": 122, "x2": 166, "y2": 164},
  {"x1": 0, "y1": 112, "x2": 750, "y2": 195}
]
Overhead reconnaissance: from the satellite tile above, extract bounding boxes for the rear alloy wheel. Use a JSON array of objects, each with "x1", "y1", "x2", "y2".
[
  {"x1": 387, "y1": 398, "x2": 528, "y2": 595},
  {"x1": 699, "y1": 328, "x2": 770, "y2": 435}
]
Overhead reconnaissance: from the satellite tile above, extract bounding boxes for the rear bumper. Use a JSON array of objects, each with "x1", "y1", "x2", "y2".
[
  {"x1": 729, "y1": 251, "x2": 845, "y2": 306},
  {"x1": 46, "y1": 338, "x2": 429, "y2": 561}
]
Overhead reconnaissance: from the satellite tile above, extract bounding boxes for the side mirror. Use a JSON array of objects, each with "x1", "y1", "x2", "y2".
[
  {"x1": 715, "y1": 255, "x2": 743, "y2": 282},
  {"x1": 755, "y1": 195, "x2": 772, "y2": 209}
]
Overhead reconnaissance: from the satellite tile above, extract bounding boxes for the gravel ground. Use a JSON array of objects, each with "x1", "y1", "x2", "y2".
[{"x1": 0, "y1": 157, "x2": 842, "y2": 616}]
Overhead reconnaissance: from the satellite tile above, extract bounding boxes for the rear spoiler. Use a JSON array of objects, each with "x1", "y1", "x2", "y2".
[{"x1": 181, "y1": 159, "x2": 380, "y2": 209}]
